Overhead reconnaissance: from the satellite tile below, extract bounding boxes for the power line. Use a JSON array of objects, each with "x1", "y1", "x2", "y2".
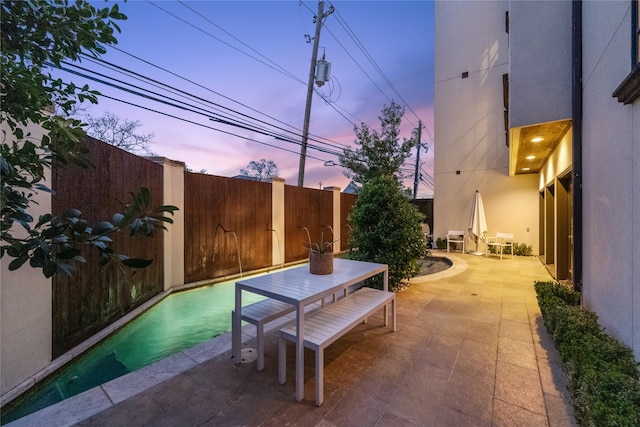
[
  {"x1": 146, "y1": 0, "x2": 305, "y2": 85},
  {"x1": 76, "y1": 54, "x2": 347, "y2": 154},
  {"x1": 107, "y1": 50, "x2": 354, "y2": 153},
  {"x1": 98, "y1": 94, "x2": 328, "y2": 162},
  {"x1": 326, "y1": 1, "x2": 434, "y2": 145},
  {"x1": 176, "y1": 0, "x2": 305, "y2": 85},
  {"x1": 54, "y1": 62, "x2": 343, "y2": 159},
  {"x1": 145, "y1": 0, "x2": 375, "y2": 141}
]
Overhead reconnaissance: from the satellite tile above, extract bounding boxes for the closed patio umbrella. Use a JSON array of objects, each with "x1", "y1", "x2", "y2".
[{"x1": 468, "y1": 190, "x2": 488, "y2": 255}]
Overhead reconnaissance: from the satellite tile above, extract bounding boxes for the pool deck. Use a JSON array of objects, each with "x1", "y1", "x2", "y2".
[{"x1": 7, "y1": 252, "x2": 577, "y2": 426}]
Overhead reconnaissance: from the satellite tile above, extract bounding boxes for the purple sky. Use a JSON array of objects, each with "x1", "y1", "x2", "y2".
[{"x1": 60, "y1": 1, "x2": 434, "y2": 196}]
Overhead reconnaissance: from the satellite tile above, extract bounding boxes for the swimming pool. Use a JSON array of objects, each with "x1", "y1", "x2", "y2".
[{"x1": 1, "y1": 272, "x2": 281, "y2": 424}]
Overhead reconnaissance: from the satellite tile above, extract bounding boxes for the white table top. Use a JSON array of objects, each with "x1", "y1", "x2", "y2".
[
  {"x1": 236, "y1": 258, "x2": 388, "y2": 304},
  {"x1": 233, "y1": 257, "x2": 388, "y2": 403}
]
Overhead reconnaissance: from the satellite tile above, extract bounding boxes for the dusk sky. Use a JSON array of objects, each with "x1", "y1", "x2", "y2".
[{"x1": 58, "y1": 0, "x2": 435, "y2": 196}]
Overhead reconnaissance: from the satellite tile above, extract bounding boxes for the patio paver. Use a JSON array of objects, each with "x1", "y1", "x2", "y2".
[{"x1": 8, "y1": 252, "x2": 577, "y2": 426}]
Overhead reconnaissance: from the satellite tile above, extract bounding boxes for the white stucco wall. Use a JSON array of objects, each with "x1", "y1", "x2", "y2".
[
  {"x1": 434, "y1": 0, "x2": 539, "y2": 252},
  {"x1": 581, "y1": 1, "x2": 640, "y2": 358},
  {"x1": 508, "y1": 0, "x2": 572, "y2": 128},
  {"x1": 539, "y1": 128, "x2": 573, "y2": 191},
  {"x1": 538, "y1": 128, "x2": 573, "y2": 274},
  {"x1": 1, "y1": 123, "x2": 53, "y2": 396}
]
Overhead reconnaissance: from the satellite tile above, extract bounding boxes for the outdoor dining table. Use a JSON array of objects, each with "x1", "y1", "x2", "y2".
[{"x1": 232, "y1": 257, "x2": 389, "y2": 402}]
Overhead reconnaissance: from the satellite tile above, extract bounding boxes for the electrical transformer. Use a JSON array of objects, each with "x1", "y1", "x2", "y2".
[{"x1": 315, "y1": 59, "x2": 331, "y2": 87}]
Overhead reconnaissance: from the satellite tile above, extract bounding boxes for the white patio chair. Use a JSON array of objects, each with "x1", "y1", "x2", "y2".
[
  {"x1": 421, "y1": 223, "x2": 432, "y2": 248},
  {"x1": 446, "y1": 230, "x2": 466, "y2": 253},
  {"x1": 485, "y1": 232, "x2": 514, "y2": 259}
]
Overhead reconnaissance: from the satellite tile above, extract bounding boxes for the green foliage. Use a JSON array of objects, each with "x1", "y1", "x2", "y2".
[
  {"x1": 308, "y1": 232, "x2": 336, "y2": 254},
  {"x1": 435, "y1": 237, "x2": 446, "y2": 250},
  {"x1": 339, "y1": 101, "x2": 419, "y2": 185},
  {"x1": 347, "y1": 175, "x2": 428, "y2": 291},
  {"x1": 1, "y1": 1, "x2": 178, "y2": 276},
  {"x1": 1, "y1": 187, "x2": 178, "y2": 277},
  {"x1": 514, "y1": 242, "x2": 533, "y2": 256},
  {"x1": 534, "y1": 281, "x2": 640, "y2": 426},
  {"x1": 487, "y1": 241, "x2": 533, "y2": 256},
  {"x1": 1, "y1": 0, "x2": 126, "y2": 125}
]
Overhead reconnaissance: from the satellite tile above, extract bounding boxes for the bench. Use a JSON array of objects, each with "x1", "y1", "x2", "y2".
[
  {"x1": 232, "y1": 298, "x2": 295, "y2": 371},
  {"x1": 233, "y1": 291, "x2": 350, "y2": 371},
  {"x1": 278, "y1": 287, "x2": 396, "y2": 405}
]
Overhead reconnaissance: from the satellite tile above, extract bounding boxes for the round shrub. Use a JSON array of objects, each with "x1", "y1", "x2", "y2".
[{"x1": 348, "y1": 175, "x2": 428, "y2": 291}]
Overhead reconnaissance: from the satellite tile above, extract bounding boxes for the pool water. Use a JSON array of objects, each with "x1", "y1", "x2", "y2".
[{"x1": 1, "y1": 273, "x2": 277, "y2": 424}]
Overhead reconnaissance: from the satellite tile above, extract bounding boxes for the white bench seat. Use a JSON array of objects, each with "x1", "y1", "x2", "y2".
[
  {"x1": 232, "y1": 298, "x2": 294, "y2": 371},
  {"x1": 278, "y1": 287, "x2": 396, "y2": 405}
]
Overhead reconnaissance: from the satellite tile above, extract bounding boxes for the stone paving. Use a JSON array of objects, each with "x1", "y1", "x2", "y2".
[{"x1": 11, "y1": 252, "x2": 578, "y2": 426}]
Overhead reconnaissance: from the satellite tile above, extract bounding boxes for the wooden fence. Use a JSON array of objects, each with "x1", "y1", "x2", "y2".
[
  {"x1": 183, "y1": 174, "x2": 272, "y2": 283},
  {"x1": 49, "y1": 138, "x2": 358, "y2": 356},
  {"x1": 284, "y1": 185, "x2": 333, "y2": 262},
  {"x1": 51, "y1": 138, "x2": 164, "y2": 357}
]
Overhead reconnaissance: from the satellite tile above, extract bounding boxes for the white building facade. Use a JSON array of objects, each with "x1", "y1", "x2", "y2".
[{"x1": 434, "y1": 0, "x2": 640, "y2": 358}]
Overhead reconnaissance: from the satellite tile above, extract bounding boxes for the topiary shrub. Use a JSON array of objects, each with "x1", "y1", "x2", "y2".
[
  {"x1": 487, "y1": 241, "x2": 533, "y2": 256},
  {"x1": 347, "y1": 175, "x2": 428, "y2": 291},
  {"x1": 513, "y1": 242, "x2": 533, "y2": 256},
  {"x1": 534, "y1": 281, "x2": 640, "y2": 426}
]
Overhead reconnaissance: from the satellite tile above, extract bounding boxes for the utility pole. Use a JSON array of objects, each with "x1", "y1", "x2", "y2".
[
  {"x1": 297, "y1": 1, "x2": 334, "y2": 187},
  {"x1": 413, "y1": 120, "x2": 423, "y2": 199}
]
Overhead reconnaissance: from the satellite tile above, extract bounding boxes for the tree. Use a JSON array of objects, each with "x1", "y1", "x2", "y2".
[
  {"x1": 1, "y1": 0, "x2": 177, "y2": 277},
  {"x1": 240, "y1": 159, "x2": 279, "y2": 179},
  {"x1": 86, "y1": 112, "x2": 155, "y2": 155},
  {"x1": 348, "y1": 175, "x2": 428, "y2": 291},
  {"x1": 339, "y1": 101, "x2": 420, "y2": 185}
]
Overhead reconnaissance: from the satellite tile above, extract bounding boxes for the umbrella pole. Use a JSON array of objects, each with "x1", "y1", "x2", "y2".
[{"x1": 468, "y1": 235, "x2": 484, "y2": 256}]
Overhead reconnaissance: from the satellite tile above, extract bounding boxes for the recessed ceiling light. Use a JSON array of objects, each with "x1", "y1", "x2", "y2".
[
  {"x1": 531, "y1": 137, "x2": 544, "y2": 142},
  {"x1": 522, "y1": 167, "x2": 531, "y2": 171},
  {"x1": 526, "y1": 155, "x2": 536, "y2": 160}
]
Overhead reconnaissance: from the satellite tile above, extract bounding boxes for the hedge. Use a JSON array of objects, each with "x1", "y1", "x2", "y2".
[{"x1": 534, "y1": 281, "x2": 640, "y2": 426}]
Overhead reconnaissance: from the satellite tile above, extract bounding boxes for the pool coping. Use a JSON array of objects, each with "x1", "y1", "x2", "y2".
[
  {"x1": 409, "y1": 252, "x2": 466, "y2": 283},
  {"x1": 2, "y1": 301, "x2": 319, "y2": 427},
  {"x1": 1, "y1": 262, "x2": 310, "y2": 410},
  {"x1": 4, "y1": 255, "x2": 467, "y2": 426}
]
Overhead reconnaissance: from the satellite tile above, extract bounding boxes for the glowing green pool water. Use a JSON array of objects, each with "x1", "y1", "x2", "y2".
[{"x1": 1, "y1": 274, "x2": 276, "y2": 424}]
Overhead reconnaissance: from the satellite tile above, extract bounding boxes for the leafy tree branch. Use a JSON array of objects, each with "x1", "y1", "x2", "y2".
[
  {"x1": 339, "y1": 101, "x2": 419, "y2": 185},
  {"x1": 1, "y1": 0, "x2": 178, "y2": 277}
]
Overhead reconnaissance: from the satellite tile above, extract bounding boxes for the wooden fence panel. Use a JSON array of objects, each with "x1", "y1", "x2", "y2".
[
  {"x1": 51, "y1": 137, "x2": 164, "y2": 357},
  {"x1": 340, "y1": 193, "x2": 358, "y2": 250},
  {"x1": 184, "y1": 174, "x2": 272, "y2": 283},
  {"x1": 284, "y1": 186, "x2": 333, "y2": 262},
  {"x1": 51, "y1": 139, "x2": 354, "y2": 357}
]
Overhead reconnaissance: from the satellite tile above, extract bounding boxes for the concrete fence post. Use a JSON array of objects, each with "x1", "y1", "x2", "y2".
[
  {"x1": 324, "y1": 186, "x2": 341, "y2": 253},
  {"x1": 270, "y1": 177, "x2": 286, "y2": 266},
  {"x1": 153, "y1": 158, "x2": 186, "y2": 291}
]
